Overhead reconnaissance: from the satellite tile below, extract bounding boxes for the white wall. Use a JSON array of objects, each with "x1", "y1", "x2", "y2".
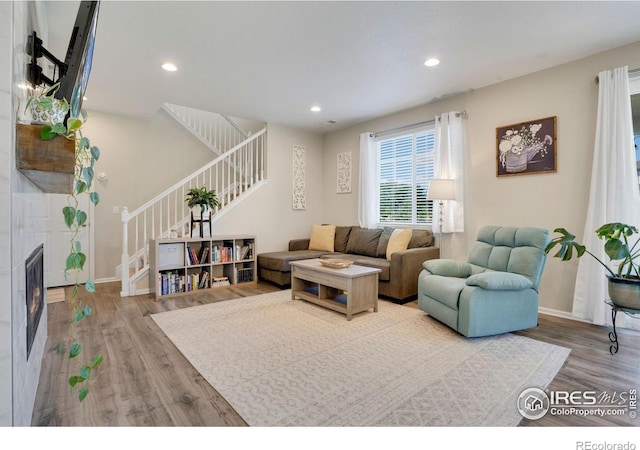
[
  {"x1": 3, "y1": 0, "x2": 50, "y2": 426},
  {"x1": 0, "y1": 0, "x2": 14, "y2": 427},
  {"x1": 83, "y1": 109, "x2": 218, "y2": 279},
  {"x1": 212, "y1": 124, "x2": 325, "y2": 252},
  {"x1": 322, "y1": 40, "x2": 640, "y2": 314}
]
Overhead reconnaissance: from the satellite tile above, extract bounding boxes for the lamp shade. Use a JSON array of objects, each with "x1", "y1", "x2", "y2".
[{"x1": 427, "y1": 179, "x2": 456, "y2": 200}]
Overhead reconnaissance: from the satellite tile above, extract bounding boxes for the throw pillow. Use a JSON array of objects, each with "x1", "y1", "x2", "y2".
[
  {"x1": 386, "y1": 228, "x2": 413, "y2": 260},
  {"x1": 346, "y1": 228, "x2": 383, "y2": 257},
  {"x1": 309, "y1": 224, "x2": 336, "y2": 252},
  {"x1": 376, "y1": 227, "x2": 394, "y2": 258},
  {"x1": 408, "y1": 229, "x2": 434, "y2": 248},
  {"x1": 334, "y1": 226, "x2": 356, "y2": 253}
]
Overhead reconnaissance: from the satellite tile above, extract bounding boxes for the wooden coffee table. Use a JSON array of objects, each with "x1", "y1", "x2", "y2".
[{"x1": 289, "y1": 258, "x2": 381, "y2": 320}]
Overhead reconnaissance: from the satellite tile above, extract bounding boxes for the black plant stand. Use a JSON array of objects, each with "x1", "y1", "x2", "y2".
[
  {"x1": 605, "y1": 299, "x2": 640, "y2": 355},
  {"x1": 190, "y1": 210, "x2": 212, "y2": 238}
]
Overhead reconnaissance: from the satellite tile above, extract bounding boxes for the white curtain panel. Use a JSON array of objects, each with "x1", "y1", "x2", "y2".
[
  {"x1": 358, "y1": 132, "x2": 378, "y2": 228},
  {"x1": 573, "y1": 66, "x2": 640, "y2": 329},
  {"x1": 433, "y1": 112, "x2": 465, "y2": 233}
]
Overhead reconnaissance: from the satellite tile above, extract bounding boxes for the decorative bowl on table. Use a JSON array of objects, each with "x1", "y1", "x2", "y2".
[{"x1": 319, "y1": 258, "x2": 353, "y2": 269}]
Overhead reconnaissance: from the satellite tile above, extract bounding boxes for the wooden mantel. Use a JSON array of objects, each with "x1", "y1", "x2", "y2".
[{"x1": 15, "y1": 123, "x2": 75, "y2": 194}]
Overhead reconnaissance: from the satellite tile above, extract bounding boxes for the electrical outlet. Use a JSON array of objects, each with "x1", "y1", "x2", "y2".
[{"x1": 112, "y1": 206, "x2": 120, "y2": 215}]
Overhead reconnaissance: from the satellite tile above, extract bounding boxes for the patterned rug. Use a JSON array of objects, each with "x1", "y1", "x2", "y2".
[{"x1": 151, "y1": 290, "x2": 570, "y2": 426}]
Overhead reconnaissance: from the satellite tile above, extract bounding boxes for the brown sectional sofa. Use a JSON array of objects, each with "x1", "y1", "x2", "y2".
[{"x1": 257, "y1": 225, "x2": 440, "y2": 302}]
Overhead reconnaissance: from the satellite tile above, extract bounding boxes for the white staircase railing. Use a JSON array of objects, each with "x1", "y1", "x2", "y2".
[
  {"x1": 163, "y1": 103, "x2": 249, "y2": 155},
  {"x1": 120, "y1": 128, "x2": 267, "y2": 297}
]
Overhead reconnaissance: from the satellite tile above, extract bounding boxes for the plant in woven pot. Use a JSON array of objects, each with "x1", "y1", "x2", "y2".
[{"x1": 545, "y1": 223, "x2": 640, "y2": 310}]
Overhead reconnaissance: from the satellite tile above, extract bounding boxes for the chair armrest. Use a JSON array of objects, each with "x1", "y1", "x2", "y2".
[
  {"x1": 466, "y1": 272, "x2": 533, "y2": 290},
  {"x1": 423, "y1": 259, "x2": 472, "y2": 278},
  {"x1": 289, "y1": 239, "x2": 310, "y2": 251}
]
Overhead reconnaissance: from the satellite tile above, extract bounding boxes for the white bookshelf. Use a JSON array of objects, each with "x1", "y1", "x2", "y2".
[{"x1": 149, "y1": 234, "x2": 256, "y2": 299}]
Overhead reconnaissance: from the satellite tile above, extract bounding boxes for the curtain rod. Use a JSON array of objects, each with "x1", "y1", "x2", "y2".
[
  {"x1": 371, "y1": 111, "x2": 467, "y2": 138},
  {"x1": 594, "y1": 67, "x2": 640, "y2": 84}
]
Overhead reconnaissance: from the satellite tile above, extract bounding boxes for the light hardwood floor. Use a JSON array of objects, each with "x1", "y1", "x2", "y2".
[{"x1": 32, "y1": 281, "x2": 640, "y2": 426}]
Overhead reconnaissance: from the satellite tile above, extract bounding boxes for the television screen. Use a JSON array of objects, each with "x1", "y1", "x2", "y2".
[{"x1": 55, "y1": 1, "x2": 100, "y2": 117}]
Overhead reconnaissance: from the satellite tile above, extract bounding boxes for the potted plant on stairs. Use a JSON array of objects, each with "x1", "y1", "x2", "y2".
[
  {"x1": 545, "y1": 222, "x2": 640, "y2": 310},
  {"x1": 185, "y1": 186, "x2": 220, "y2": 237}
]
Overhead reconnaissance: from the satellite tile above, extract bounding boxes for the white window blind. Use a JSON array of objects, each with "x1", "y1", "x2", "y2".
[{"x1": 377, "y1": 128, "x2": 435, "y2": 226}]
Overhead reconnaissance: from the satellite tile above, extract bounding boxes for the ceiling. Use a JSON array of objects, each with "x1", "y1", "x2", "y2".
[{"x1": 43, "y1": 1, "x2": 640, "y2": 134}]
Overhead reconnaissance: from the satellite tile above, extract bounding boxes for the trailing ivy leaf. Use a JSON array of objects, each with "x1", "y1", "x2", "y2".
[
  {"x1": 62, "y1": 206, "x2": 76, "y2": 228},
  {"x1": 75, "y1": 310, "x2": 85, "y2": 323},
  {"x1": 40, "y1": 126, "x2": 56, "y2": 140},
  {"x1": 90, "y1": 191, "x2": 100, "y2": 206},
  {"x1": 66, "y1": 253, "x2": 81, "y2": 270},
  {"x1": 39, "y1": 96, "x2": 53, "y2": 110},
  {"x1": 75, "y1": 180, "x2": 87, "y2": 194},
  {"x1": 69, "y1": 343, "x2": 82, "y2": 358},
  {"x1": 91, "y1": 354, "x2": 104, "y2": 368},
  {"x1": 76, "y1": 210, "x2": 87, "y2": 227},
  {"x1": 82, "y1": 167, "x2": 94, "y2": 186},
  {"x1": 51, "y1": 123, "x2": 67, "y2": 135},
  {"x1": 77, "y1": 252, "x2": 86, "y2": 270},
  {"x1": 85, "y1": 280, "x2": 96, "y2": 293},
  {"x1": 79, "y1": 366, "x2": 91, "y2": 380},
  {"x1": 79, "y1": 137, "x2": 90, "y2": 150},
  {"x1": 91, "y1": 146, "x2": 100, "y2": 161},
  {"x1": 79, "y1": 387, "x2": 89, "y2": 402},
  {"x1": 75, "y1": 240, "x2": 82, "y2": 253},
  {"x1": 67, "y1": 117, "x2": 83, "y2": 131},
  {"x1": 72, "y1": 284, "x2": 78, "y2": 298},
  {"x1": 84, "y1": 304, "x2": 92, "y2": 317},
  {"x1": 56, "y1": 343, "x2": 64, "y2": 354},
  {"x1": 69, "y1": 375, "x2": 85, "y2": 387}
]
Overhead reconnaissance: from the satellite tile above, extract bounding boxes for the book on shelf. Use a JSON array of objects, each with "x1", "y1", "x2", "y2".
[
  {"x1": 198, "y1": 271, "x2": 210, "y2": 289},
  {"x1": 212, "y1": 276, "x2": 230, "y2": 287},
  {"x1": 239, "y1": 243, "x2": 253, "y2": 261}
]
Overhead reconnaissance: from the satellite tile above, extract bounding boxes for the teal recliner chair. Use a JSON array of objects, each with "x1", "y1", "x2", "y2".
[{"x1": 418, "y1": 225, "x2": 550, "y2": 337}]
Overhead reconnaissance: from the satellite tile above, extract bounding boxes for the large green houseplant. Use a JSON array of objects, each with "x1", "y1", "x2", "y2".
[
  {"x1": 545, "y1": 222, "x2": 640, "y2": 309},
  {"x1": 185, "y1": 186, "x2": 219, "y2": 237},
  {"x1": 27, "y1": 82, "x2": 103, "y2": 401}
]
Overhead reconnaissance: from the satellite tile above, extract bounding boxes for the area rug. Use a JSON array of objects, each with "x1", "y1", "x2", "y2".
[{"x1": 151, "y1": 290, "x2": 570, "y2": 426}]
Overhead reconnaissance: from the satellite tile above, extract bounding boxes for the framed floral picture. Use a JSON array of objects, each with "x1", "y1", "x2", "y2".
[{"x1": 496, "y1": 116, "x2": 557, "y2": 177}]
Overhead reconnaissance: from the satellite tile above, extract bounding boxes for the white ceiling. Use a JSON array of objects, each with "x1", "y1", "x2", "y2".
[{"x1": 43, "y1": 1, "x2": 640, "y2": 134}]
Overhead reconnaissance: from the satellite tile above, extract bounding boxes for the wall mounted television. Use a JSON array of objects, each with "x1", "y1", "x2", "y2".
[{"x1": 27, "y1": 1, "x2": 100, "y2": 116}]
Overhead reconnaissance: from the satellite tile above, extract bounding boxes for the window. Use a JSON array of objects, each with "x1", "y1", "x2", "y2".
[{"x1": 376, "y1": 128, "x2": 435, "y2": 226}]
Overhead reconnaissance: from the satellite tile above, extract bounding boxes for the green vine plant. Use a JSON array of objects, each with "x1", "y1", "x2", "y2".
[{"x1": 28, "y1": 83, "x2": 103, "y2": 401}]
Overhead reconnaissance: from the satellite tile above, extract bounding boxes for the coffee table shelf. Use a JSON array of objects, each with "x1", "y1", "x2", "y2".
[{"x1": 290, "y1": 259, "x2": 380, "y2": 320}]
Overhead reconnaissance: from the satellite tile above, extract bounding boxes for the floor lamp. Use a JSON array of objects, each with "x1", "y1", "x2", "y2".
[{"x1": 427, "y1": 179, "x2": 456, "y2": 258}]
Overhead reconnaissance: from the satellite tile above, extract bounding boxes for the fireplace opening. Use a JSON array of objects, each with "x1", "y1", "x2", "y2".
[{"x1": 26, "y1": 244, "x2": 44, "y2": 359}]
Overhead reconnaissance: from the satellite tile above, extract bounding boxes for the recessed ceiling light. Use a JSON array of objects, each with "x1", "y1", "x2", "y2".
[
  {"x1": 162, "y1": 63, "x2": 178, "y2": 72},
  {"x1": 310, "y1": 106, "x2": 322, "y2": 112},
  {"x1": 83, "y1": 96, "x2": 88, "y2": 101},
  {"x1": 424, "y1": 58, "x2": 440, "y2": 67},
  {"x1": 17, "y1": 83, "x2": 30, "y2": 90}
]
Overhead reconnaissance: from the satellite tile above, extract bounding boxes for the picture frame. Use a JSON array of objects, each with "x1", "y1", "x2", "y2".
[
  {"x1": 496, "y1": 116, "x2": 557, "y2": 177},
  {"x1": 336, "y1": 151, "x2": 352, "y2": 194}
]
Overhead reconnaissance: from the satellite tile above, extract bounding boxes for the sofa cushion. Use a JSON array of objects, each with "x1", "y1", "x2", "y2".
[
  {"x1": 386, "y1": 228, "x2": 412, "y2": 260},
  {"x1": 346, "y1": 228, "x2": 383, "y2": 257},
  {"x1": 309, "y1": 224, "x2": 336, "y2": 252},
  {"x1": 334, "y1": 226, "x2": 356, "y2": 253},
  {"x1": 408, "y1": 229, "x2": 434, "y2": 248},
  {"x1": 257, "y1": 250, "x2": 328, "y2": 272},
  {"x1": 351, "y1": 256, "x2": 390, "y2": 281},
  {"x1": 376, "y1": 227, "x2": 394, "y2": 258}
]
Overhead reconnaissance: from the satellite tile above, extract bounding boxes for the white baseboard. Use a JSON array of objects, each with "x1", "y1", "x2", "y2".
[
  {"x1": 538, "y1": 306, "x2": 591, "y2": 324},
  {"x1": 95, "y1": 277, "x2": 119, "y2": 284}
]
